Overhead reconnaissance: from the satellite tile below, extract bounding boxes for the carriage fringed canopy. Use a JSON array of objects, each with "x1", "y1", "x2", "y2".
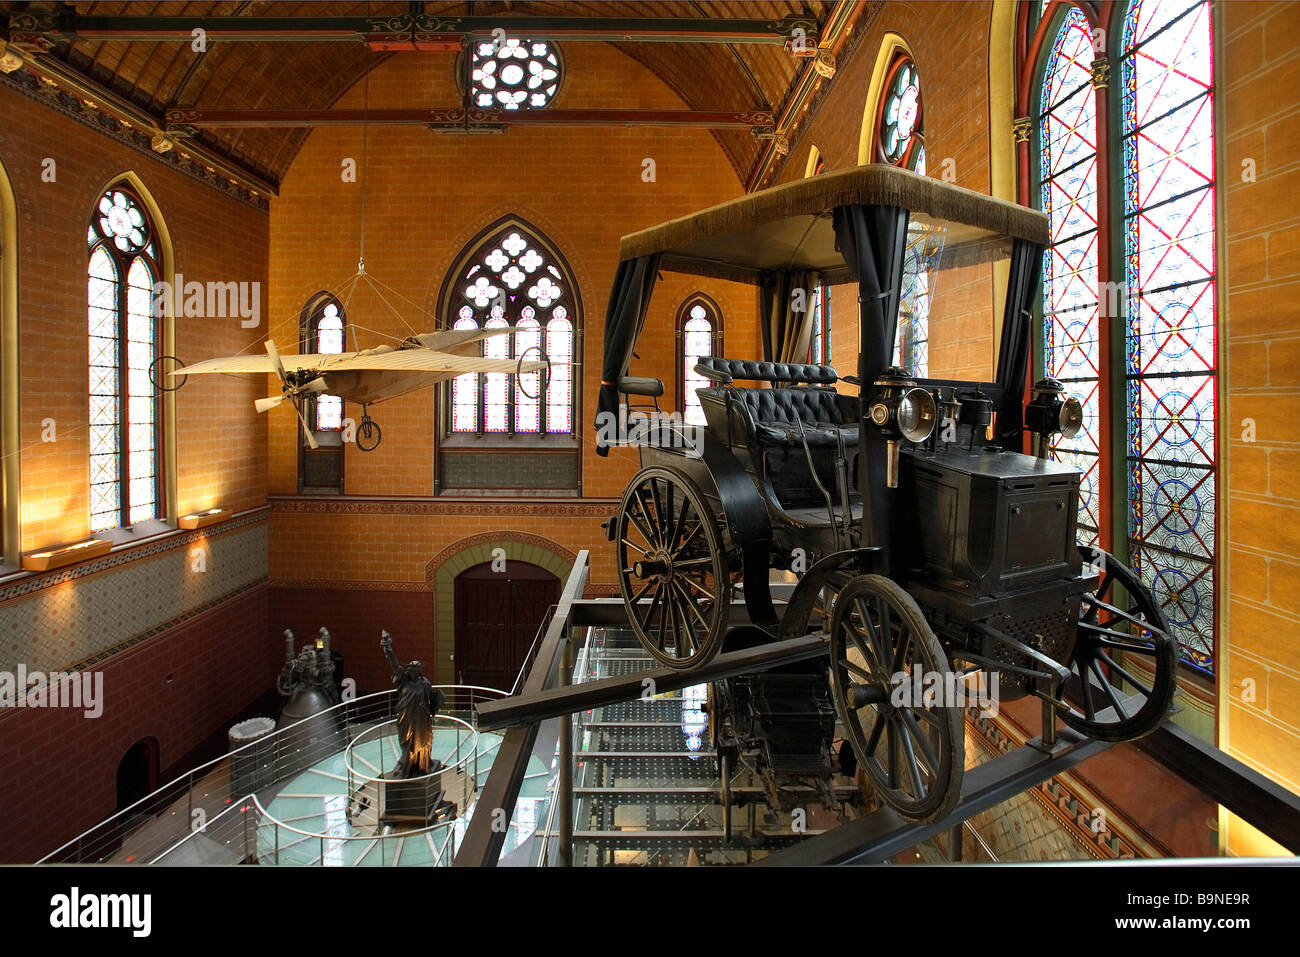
[{"x1": 616, "y1": 165, "x2": 1049, "y2": 285}]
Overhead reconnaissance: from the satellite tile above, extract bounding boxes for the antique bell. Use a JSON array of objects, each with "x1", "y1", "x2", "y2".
[{"x1": 868, "y1": 367, "x2": 937, "y2": 487}]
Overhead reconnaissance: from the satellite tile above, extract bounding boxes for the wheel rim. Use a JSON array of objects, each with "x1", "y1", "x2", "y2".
[
  {"x1": 148, "y1": 355, "x2": 186, "y2": 393},
  {"x1": 357, "y1": 419, "x2": 381, "y2": 452},
  {"x1": 828, "y1": 575, "x2": 961, "y2": 822},
  {"x1": 616, "y1": 468, "x2": 729, "y2": 670},
  {"x1": 1058, "y1": 546, "x2": 1177, "y2": 741}
]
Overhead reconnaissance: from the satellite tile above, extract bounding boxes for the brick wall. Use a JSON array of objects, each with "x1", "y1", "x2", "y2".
[
  {"x1": 0, "y1": 585, "x2": 276, "y2": 862},
  {"x1": 1219, "y1": 0, "x2": 1300, "y2": 849},
  {"x1": 0, "y1": 79, "x2": 269, "y2": 552},
  {"x1": 265, "y1": 41, "x2": 762, "y2": 662},
  {"x1": 775, "y1": 1, "x2": 997, "y2": 385},
  {"x1": 0, "y1": 69, "x2": 274, "y2": 861}
]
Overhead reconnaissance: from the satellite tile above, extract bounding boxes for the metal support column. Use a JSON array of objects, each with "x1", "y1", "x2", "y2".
[{"x1": 558, "y1": 638, "x2": 574, "y2": 867}]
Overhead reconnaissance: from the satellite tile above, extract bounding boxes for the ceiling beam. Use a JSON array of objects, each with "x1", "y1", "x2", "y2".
[
  {"x1": 744, "y1": 0, "x2": 867, "y2": 192},
  {"x1": 164, "y1": 107, "x2": 775, "y2": 131},
  {"x1": 9, "y1": 10, "x2": 821, "y2": 49}
]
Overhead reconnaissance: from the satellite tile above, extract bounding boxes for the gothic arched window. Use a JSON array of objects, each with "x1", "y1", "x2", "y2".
[
  {"x1": 1026, "y1": 0, "x2": 1218, "y2": 672},
  {"x1": 88, "y1": 185, "x2": 160, "y2": 531},
  {"x1": 676, "y1": 295, "x2": 722, "y2": 426},
  {"x1": 445, "y1": 221, "x2": 577, "y2": 437}
]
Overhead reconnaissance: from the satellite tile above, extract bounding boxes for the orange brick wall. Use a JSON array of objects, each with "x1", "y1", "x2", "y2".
[
  {"x1": 266, "y1": 43, "x2": 760, "y2": 605},
  {"x1": 1220, "y1": 0, "x2": 1300, "y2": 825},
  {"x1": 0, "y1": 81, "x2": 268, "y2": 552},
  {"x1": 776, "y1": 1, "x2": 998, "y2": 385}
]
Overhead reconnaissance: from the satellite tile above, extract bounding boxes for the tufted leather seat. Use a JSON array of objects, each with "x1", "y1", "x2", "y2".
[
  {"x1": 695, "y1": 356, "x2": 838, "y2": 386},
  {"x1": 697, "y1": 380, "x2": 861, "y2": 507}
]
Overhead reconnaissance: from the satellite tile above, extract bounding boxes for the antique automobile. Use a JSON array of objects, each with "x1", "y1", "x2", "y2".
[{"x1": 594, "y1": 165, "x2": 1178, "y2": 825}]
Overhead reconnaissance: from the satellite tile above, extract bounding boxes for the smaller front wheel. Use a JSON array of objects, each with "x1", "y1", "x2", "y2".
[{"x1": 828, "y1": 575, "x2": 963, "y2": 823}]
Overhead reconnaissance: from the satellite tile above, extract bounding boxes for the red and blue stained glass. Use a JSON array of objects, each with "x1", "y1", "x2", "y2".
[
  {"x1": 1039, "y1": 7, "x2": 1101, "y2": 547},
  {"x1": 88, "y1": 186, "x2": 158, "y2": 532},
  {"x1": 1122, "y1": 0, "x2": 1217, "y2": 673},
  {"x1": 451, "y1": 227, "x2": 574, "y2": 435}
]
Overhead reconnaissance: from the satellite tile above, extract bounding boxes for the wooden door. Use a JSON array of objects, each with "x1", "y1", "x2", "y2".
[{"x1": 454, "y1": 561, "x2": 559, "y2": 690}]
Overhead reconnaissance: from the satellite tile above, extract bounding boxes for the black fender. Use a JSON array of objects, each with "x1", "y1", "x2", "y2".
[
  {"x1": 699, "y1": 433, "x2": 779, "y2": 634},
  {"x1": 777, "y1": 547, "x2": 884, "y2": 640}
]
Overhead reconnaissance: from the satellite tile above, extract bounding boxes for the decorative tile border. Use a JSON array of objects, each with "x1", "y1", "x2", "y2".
[
  {"x1": 62, "y1": 578, "x2": 268, "y2": 676},
  {"x1": 965, "y1": 707, "x2": 1160, "y2": 859},
  {"x1": 0, "y1": 509, "x2": 268, "y2": 608}
]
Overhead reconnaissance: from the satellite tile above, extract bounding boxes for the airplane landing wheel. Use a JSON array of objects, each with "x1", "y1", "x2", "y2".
[
  {"x1": 148, "y1": 355, "x2": 187, "y2": 393},
  {"x1": 357, "y1": 413, "x2": 381, "y2": 452}
]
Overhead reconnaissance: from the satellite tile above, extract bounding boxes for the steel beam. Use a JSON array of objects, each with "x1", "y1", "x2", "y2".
[
  {"x1": 475, "y1": 633, "x2": 827, "y2": 732},
  {"x1": 1138, "y1": 721, "x2": 1300, "y2": 854},
  {"x1": 20, "y1": 12, "x2": 820, "y2": 46},
  {"x1": 755, "y1": 727, "x2": 1112, "y2": 866},
  {"x1": 164, "y1": 107, "x2": 775, "y2": 130}
]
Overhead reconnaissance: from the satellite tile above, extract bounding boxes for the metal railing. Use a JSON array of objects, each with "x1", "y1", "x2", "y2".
[{"x1": 39, "y1": 684, "x2": 507, "y2": 865}]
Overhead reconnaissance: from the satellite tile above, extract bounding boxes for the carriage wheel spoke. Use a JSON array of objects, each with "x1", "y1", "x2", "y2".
[
  {"x1": 640, "y1": 584, "x2": 665, "y2": 644},
  {"x1": 898, "y1": 709, "x2": 940, "y2": 779},
  {"x1": 627, "y1": 576, "x2": 656, "y2": 606},
  {"x1": 1082, "y1": 572, "x2": 1111, "y2": 623},
  {"x1": 1090, "y1": 658, "x2": 1128, "y2": 720},
  {"x1": 669, "y1": 495, "x2": 692, "y2": 553},
  {"x1": 1098, "y1": 652, "x2": 1153, "y2": 697},
  {"x1": 841, "y1": 658, "x2": 873, "y2": 682},
  {"x1": 895, "y1": 716, "x2": 926, "y2": 798},
  {"x1": 627, "y1": 492, "x2": 658, "y2": 548},
  {"x1": 863, "y1": 712, "x2": 885, "y2": 757},
  {"x1": 1077, "y1": 660, "x2": 1098, "y2": 719}
]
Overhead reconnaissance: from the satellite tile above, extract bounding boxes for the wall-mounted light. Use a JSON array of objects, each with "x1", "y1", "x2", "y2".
[
  {"x1": 22, "y1": 538, "x2": 112, "y2": 572},
  {"x1": 178, "y1": 507, "x2": 225, "y2": 530}
]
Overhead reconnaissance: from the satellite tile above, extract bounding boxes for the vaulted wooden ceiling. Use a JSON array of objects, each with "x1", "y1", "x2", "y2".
[{"x1": 8, "y1": 0, "x2": 842, "y2": 188}]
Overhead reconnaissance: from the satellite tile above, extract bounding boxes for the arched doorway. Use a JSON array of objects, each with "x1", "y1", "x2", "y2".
[
  {"x1": 453, "y1": 561, "x2": 560, "y2": 690},
  {"x1": 116, "y1": 737, "x2": 159, "y2": 814}
]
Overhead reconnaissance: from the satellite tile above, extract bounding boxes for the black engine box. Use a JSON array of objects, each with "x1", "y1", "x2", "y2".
[{"x1": 900, "y1": 445, "x2": 1082, "y2": 596}]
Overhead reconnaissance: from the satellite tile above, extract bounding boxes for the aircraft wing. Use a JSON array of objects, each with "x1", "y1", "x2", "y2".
[
  {"x1": 412, "y1": 326, "x2": 518, "y2": 351},
  {"x1": 174, "y1": 352, "x2": 339, "y2": 375},
  {"x1": 326, "y1": 350, "x2": 547, "y2": 374}
]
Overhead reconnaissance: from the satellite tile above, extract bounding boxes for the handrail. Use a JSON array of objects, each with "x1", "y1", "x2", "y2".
[{"x1": 39, "y1": 683, "x2": 509, "y2": 864}]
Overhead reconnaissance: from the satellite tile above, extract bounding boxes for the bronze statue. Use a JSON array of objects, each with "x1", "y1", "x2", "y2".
[{"x1": 381, "y1": 630, "x2": 445, "y2": 777}]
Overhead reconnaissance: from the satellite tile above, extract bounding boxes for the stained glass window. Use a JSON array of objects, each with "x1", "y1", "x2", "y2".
[
  {"x1": 679, "y1": 297, "x2": 721, "y2": 426},
  {"x1": 1030, "y1": 0, "x2": 1218, "y2": 673},
  {"x1": 1122, "y1": 0, "x2": 1217, "y2": 672},
  {"x1": 1039, "y1": 7, "x2": 1102, "y2": 549},
  {"x1": 878, "y1": 54, "x2": 924, "y2": 170},
  {"x1": 88, "y1": 187, "x2": 158, "y2": 532},
  {"x1": 309, "y1": 299, "x2": 344, "y2": 431},
  {"x1": 810, "y1": 287, "x2": 829, "y2": 367},
  {"x1": 448, "y1": 224, "x2": 576, "y2": 436},
  {"x1": 470, "y1": 38, "x2": 561, "y2": 110},
  {"x1": 895, "y1": 224, "x2": 941, "y2": 377}
]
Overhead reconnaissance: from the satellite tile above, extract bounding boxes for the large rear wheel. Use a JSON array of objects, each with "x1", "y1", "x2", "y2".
[
  {"x1": 828, "y1": 575, "x2": 963, "y2": 823},
  {"x1": 615, "y1": 467, "x2": 730, "y2": 670},
  {"x1": 1059, "y1": 547, "x2": 1177, "y2": 742}
]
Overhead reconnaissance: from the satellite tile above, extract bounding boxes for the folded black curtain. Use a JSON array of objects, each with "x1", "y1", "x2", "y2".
[
  {"x1": 760, "y1": 269, "x2": 821, "y2": 368},
  {"x1": 831, "y1": 203, "x2": 909, "y2": 555},
  {"x1": 994, "y1": 238, "x2": 1043, "y2": 449},
  {"x1": 594, "y1": 254, "x2": 661, "y2": 456},
  {"x1": 832, "y1": 204, "x2": 909, "y2": 385}
]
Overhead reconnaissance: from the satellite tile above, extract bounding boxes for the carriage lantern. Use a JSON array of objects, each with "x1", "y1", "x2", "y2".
[
  {"x1": 1026, "y1": 376, "x2": 1084, "y2": 458},
  {"x1": 868, "y1": 367, "x2": 938, "y2": 487}
]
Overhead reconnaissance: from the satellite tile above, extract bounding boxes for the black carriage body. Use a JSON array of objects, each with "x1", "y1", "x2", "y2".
[{"x1": 895, "y1": 444, "x2": 1096, "y2": 697}]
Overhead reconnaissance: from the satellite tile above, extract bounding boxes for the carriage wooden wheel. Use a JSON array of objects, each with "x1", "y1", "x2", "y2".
[
  {"x1": 1058, "y1": 546, "x2": 1178, "y2": 742},
  {"x1": 828, "y1": 575, "x2": 963, "y2": 823},
  {"x1": 615, "y1": 466, "x2": 731, "y2": 670}
]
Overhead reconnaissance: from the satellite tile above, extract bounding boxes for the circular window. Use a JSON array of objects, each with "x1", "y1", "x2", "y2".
[
  {"x1": 878, "y1": 54, "x2": 924, "y2": 169},
  {"x1": 468, "y1": 38, "x2": 562, "y2": 110}
]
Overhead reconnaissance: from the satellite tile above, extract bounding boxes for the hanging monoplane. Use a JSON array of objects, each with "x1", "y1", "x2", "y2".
[{"x1": 157, "y1": 325, "x2": 548, "y2": 451}]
